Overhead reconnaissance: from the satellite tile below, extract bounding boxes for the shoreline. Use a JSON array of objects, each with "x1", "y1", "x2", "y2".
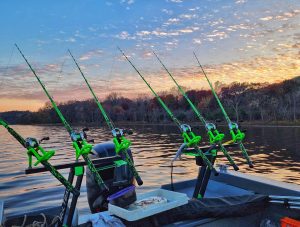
[{"x1": 6, "y1": 120, "x2": 300, "y2": 127}]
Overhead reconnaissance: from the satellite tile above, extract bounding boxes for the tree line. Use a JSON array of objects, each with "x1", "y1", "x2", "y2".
[{"x1": 1, "y1": 76, "x2": 299, "y2": 125}]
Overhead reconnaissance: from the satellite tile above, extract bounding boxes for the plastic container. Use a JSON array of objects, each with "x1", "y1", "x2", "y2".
[
  {"x1": 108, "y1": 189, "x2": 189, "y2": 221},
  {"x1": 108, "y1": 185, "x2": 137, "y2": 208},
  {"x1": 281, "y1": 217, "x2": 300, "y2": 227}
]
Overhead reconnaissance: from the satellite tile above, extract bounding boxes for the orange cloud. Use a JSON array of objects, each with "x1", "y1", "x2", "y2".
[{"x1": 0, "y1": 98, "x2": 44, "y2": 112}]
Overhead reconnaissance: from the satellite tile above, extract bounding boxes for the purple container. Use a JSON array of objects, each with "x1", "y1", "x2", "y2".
[{"x1": 108, "y1": 185, "x2": 137, "y2": 208}]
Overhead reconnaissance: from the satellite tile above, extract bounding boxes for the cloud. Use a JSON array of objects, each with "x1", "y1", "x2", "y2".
[
  {"x1": 120, "y1": 0, "x2": 134, "y2": 5},
  {"x1": 206, "y1": 31, "x2": 229, "y2": 40},
  {"x1": 135, "y1": 25, "x2": 199, "y2": 40},
  {"x1": 178, "y1": 29, "x2": 193, "y2": 33},
  {"x1": 235, "y1": 0, "x2": 247, "y2": 4},
  {"x1": 189, "y1": 7, "x2": 200, "y2": 11},
  {"x1": 88, "y1": 27, "x2": 98, "y2": 32},
  {"x1": 169, "y1": 0, "x2": 183, "y2": 3},
  {"x1": 168, "y1": 18, "x2": 180, "y2": 23},
  {"x1": 136, "y1": 30, "x2": 151, "y2": 36},
  {"x1": 193, "y1": 39, "x2": 202, "y2": 44},
  {"x1": 116, "y1": 31, "x2": 136, "y2": 40},
  {"x1": 79, "y1": 49, "x2": 103, "y2": 61},
  {"x1": 142, "y1": 51, "x2": 153, "y2": 58},
  {"x1": 2, "y1": 49, "x2": 299, "y2": 112},
  {"x1": 161, "y1": 9, "x2": 173, "y2": 15},
  {"x1": 275, "y1": 9, "x2": 300, "y2": 21},
  {"x1": 179, "y1": 14, "x2": 197, "y2": 20},
  {"x1": 210, "y1": 19, "x2": 224, "y2": 27},
  {"x1": 260, "y1": 16, "x2": 273, "y2": 21},
  {"x1": 65, "y1": 37, "x2": 76, "y2": 43}
]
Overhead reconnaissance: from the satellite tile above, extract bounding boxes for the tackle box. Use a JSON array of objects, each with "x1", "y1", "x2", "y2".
[{"x1": 108, "y1": 189, "x2": 189, "y2": 221}]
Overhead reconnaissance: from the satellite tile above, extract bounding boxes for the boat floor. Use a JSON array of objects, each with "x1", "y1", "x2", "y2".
[
  {"x1": 166, "y1": 179, "x2": 254, "y2": 198},
  {"x1": 78, "y1": 179, "x2": 254, "y2": 225}
]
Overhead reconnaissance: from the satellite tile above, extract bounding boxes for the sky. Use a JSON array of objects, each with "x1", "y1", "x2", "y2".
[{"x1": 0, "y1": 0, "x2": 299, "y2": 112}]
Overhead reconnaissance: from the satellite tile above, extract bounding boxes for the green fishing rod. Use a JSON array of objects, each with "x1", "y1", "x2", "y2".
[
  {"x1": 193, "y1": 52, "x2": 253, "y2": 168},
  {"x1": 153, "y1": 51, "x2": 239, "y2": 171},
  {"x1": 118, "y1": 47, "x2": 218, "y2": 176},
  {"x1": 0, "y1": 119, "x2": 79, "y2": 196},
  {"x1": 68, "y1": 49, "x2": 143, "y2": 186},
  {"x1": 15, "y1": 44, "x2": 109, "y2": 191}
]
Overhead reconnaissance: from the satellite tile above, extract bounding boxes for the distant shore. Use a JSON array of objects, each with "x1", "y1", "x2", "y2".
[{"x1": 7, "y1": 120, "x2": 300, "y2": 127}]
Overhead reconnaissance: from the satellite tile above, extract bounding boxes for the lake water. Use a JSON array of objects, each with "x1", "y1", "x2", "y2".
[{"x1": 0, "y1": 124, "x2": 299, "y2": 216}]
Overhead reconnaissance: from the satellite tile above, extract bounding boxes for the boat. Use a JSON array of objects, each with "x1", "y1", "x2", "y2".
[{"x1": 1, "y1": 142, "x2": 299, "y2": 227}]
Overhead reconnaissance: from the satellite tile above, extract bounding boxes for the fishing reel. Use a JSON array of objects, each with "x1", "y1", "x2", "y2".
[
  {"x1": 71, "y1": 129, "x2": 86, "y2": 142},
  {"x1": 229, "y1": 122, "x2": 245, "y2": 142},
  {"x1": 205, "y1": 122, "x2": 216, "y2": 131},
  {"x1": 112, "y1": 128, "x2": 132, "y2": 154},
  {"x1": 71, "y1": 128, "x2": 94, "y2": 159},
  {"x1": 112, "y1": 128, "x2": 133, "y2": 138},
  {"x1": 206, "y1": 122, "x2": 225, "y2": 144},
  {"x1": 70, "y1": 128, "x2": 94, "y2": 143},
  {"x1": 25, "y1": 137, "x2": 49, "y2": 148},
  {"x1": 180, "y1": 124, "x2": 192, "y2": 133},
  {"x1": 25, "y1": 137, "x2": 55, "y2": 168},
  {"x1": 229, "y1": 122, "x2": 239, "y2": 130},
  {"x1": 110, "y1": 128, "x2": 142, "y2": 184},
  {"x1": 180, "y1": 124, "x2": 201, "y2": 147}
]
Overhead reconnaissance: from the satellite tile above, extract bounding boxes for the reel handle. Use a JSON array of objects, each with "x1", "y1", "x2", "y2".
[
  {"x1": 39, "y1": 136, "x2": 50, "y2": 144},
  {"x1": 124, "y1": 129, "x2": 133, "y2": 135}
]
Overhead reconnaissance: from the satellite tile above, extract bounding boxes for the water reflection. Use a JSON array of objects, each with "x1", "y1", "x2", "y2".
[{"x1": 0, "y1": 124, "x2": 299, "y2": 216}]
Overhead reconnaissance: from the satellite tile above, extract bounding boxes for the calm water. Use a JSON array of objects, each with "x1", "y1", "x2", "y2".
[{"x1": 0, "y1": 124, "x2": 299, "y2": 216}]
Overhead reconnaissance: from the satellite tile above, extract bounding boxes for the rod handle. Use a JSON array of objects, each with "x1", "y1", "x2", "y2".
[
  {"x1": 233, "y1": 164, "x2": 239, "y2": 171},
  {"x1": 248, "y1": 161, "x2": 254, "y2": 168},
  {"x1": 135, "y1": 175, "x2": 143, "y2": 186}
]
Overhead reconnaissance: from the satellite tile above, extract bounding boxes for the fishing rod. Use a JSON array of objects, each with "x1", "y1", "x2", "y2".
[
  {"x1": 15, "y1": 44, "x2": 109, "y2": 191},
  {"x1": 68, "y1": 49, "x2": 143, "y2": 186},
  {"x1": 193, "y1": 52, "x2": 253, "y2": 168},
  {"x1": 0, "y1": 119, "x2": 79, "y2": 196},
  {"x1": 118, "y1": 47, "x2": 218, "y2": 176},
  {"x1": 153, "y1": 51, "x2": 239, "y2": 171}
]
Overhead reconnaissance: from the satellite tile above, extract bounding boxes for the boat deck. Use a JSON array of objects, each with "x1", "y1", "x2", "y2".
[{"x1": 162, "y1": 179, "x2": 254, "y2": 198}]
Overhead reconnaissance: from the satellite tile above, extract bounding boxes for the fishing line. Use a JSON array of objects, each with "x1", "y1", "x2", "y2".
[
  {"x1": 58, "y1": 57, "x2": 67, "y2": 79},
  {"x1": 51, "y1": 51, "x2": 68, "y2": 98},
  {"x1": 103, "y1": 49, "x2": 117, "y2": 128},
  {"x1": 108, "y1": 49, "x2": 117, "y2": 82}
]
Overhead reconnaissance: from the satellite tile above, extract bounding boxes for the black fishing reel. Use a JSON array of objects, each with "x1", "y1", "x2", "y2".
[
  {"x1": 25, "y1": 137, "x2": 49, "y2": 148},
  {"x1": 70, "y1": 128, "x2": 94, "y2": 143},
  {"x1": 112, "y1": 128, "x2": 133, "y2": 138}
]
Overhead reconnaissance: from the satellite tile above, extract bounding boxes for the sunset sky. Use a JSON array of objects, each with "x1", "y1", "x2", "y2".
[{"x1": 0, "y1": 0, "x2": 299, "y2": 112}]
